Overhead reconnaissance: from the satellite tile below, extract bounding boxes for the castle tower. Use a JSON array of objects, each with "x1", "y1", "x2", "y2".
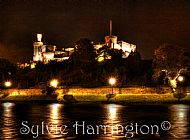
[
  {"x1": 33, "y1": 34, "x2": 44, "y2": 62},
  {"x1": 105, "y1": 20, "x2": 117, "y2": 48}
]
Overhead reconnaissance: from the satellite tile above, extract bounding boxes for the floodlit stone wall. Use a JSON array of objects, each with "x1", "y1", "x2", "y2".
[
  {"x1": 1, "y1": 86, "x2": 190, "y2": 96},
  {"x1": 63, "y1": 87, "x2": 171, "y2": 95},
  {"x1": 2, "y1": 89, "x2": 43, "y2": 95}
]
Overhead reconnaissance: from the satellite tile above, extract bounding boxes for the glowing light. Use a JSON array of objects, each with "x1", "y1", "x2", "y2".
[
  {"x1": 30, "y1": 63, "x2": 36, "y2": 69},
  {"x1": 108, "y1": 104, "x2": 117, "y2": 121},
  {"x1": 2, "y1": 102, "x2": 15, "y2": 139},
  {"x1": 48, "y1": 103, "x2": 63, "y2": 138},
  {"x1": 37, "y1": 34, "x2": 42, "y2": 42},
  {"x1": 169, "y1": 105, "x2": 189, "y2": 138},
  {"x1": 63, "y1": 57, "x2": 69, "y2": 60},
  {"x1": 109, "y1": 77, "x2": 116, "y2": 86},
  {"x1": 50, "y1": 79, "x2": 59, "y2": 88},
  {"x1": 179, "y1": 111, "x2": 185, "y2": 120},
  {"x1": 35, "y1": 55, "x2": 40, "y2": 61},
  {"x1": 52, "y1": 104, "x2": 61, "y2": 114},
  {"x1": 169, "y1": 79, "x2": 177, "y2": 89},
  {"x1": 178, "y1": 76, "x2": 184, "y2": 82},
  {"x1": 4, "y1": 81, "x2": 12, "y2": 87},
  {"x1": 3, "y1": 102, "x2": 14, "y2": 108},
  {"x1": 44, "y1": 53, "x2": 54, "y2": 59},
  {"x1": 65, "y1": 48, "x2": 74, "y2": 52},
  {"x1": 98, "y1": 56, "x2": 104, "y2": 62}
]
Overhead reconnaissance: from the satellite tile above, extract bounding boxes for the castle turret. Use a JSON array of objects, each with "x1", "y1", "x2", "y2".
[
  {"x1": 33, "y1": 34, "x2": 44, "y2": 62},
  {"x1": 105, "y1": 20, "x2": 117, "y2": 48}
]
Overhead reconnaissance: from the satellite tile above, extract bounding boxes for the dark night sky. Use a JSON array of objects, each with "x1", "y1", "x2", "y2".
[{"x1": 1, "y1": 0, "x2": 190, "y2": 63}]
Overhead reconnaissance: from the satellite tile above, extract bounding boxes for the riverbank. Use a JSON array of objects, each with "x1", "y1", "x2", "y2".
[
  {"x1": 1, "y1": 93, "x2": 190, "y2": 104},
  {"x1": 59, "y1": 93, "x2": 190, "y2": 104},
  {"x1": 0, "y1": 94, "x2": 57, "y2": 103},
  {"x1": 1, "y1": 87, "x2": 190, "y2": 104}
]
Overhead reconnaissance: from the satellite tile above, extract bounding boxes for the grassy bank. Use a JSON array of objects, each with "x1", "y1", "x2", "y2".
[
  {"x1": 1, "y1": 92, "x2": 190, "y2": 104},
  {"x1": 0, "y1": 94, "x2": 57, "y2": 103},
  {"x1": 60, "y1": 93, "x2": 190, "y2": 104}
]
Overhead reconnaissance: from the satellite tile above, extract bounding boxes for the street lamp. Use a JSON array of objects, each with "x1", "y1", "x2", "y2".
[
  {"x1": 4, "y1": 81, "x2": 12, "y2": 88},
  {"x1": 50, "y1": 79, "x2": 59, "y2": 88},
  {"x1": 109, "y1": 77, "x2": 116, "y2": 94},
  {"x1": 177, "y1": 76, "x2": 184, "y2": 82}
]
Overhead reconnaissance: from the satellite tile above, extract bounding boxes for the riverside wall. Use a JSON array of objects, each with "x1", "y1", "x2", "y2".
[
  {"x1": 2, "y1": 86, "x2": 190, "y2": 96},
  {"x1": 61, "y1": 87, "x2": 170, "y2": 95},
  {"x1": 1, "y1": 89, "x2": 43, "y2": 95},
  {"x1": 1, "y1": 87, "x2": 190, "y2": 103},
  {"x1": 1, "y1": 87, "x2": 190, "y2": 95}
]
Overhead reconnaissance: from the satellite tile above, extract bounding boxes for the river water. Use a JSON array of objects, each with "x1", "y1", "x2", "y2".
[{"x1": 0, "y1": 102, "x2": 189, "y2": 140}]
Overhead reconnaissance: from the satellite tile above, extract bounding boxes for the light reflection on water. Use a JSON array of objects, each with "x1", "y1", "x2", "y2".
[
  {"x1": 47, "y1": 103, "x2": 65, "y2": 139},
  {"x1": 169, "y1": 104, "x2": 190, "y2": 139},
  {"x1": 107, "y1": 104, "x2": 118, "y2": 123},
  {"x1": 0, "y1": 102, "x2": 189, "y2": 140},
  {"x1": 104, "y1": 104, "x2": 126, "y2": 139},
  {"x1": 1, "y1": 102, "x2": 17, "y2": 139}
]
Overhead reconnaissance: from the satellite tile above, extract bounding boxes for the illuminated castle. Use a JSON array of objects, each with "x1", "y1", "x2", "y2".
[
  {"x1": 33, "y1": 21, "x2": 136, "y2": 64},
  {"x1": 33, "y1": 34, "x2": 74, "y2": 64},
  {"x1": 94, "y1": 20, "x2": 136, "y2": 58}
]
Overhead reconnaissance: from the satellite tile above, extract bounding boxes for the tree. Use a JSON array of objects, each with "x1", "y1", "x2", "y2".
[
  {"x1": 96, "y1": 45, "x2": 123, "y2": 65},
  {"x1": 125, "y1": 51, "x2": 142, "y2": 83},
  {"x1": 0, "y1": 58, "x2": 17, "y2": 75},
  {"x1": 66, "y1": 38, "x2": 97, "y2": 85},
  {"x1": 69, "y1": 38, "x2": 96, "y2": 66},
  {"x1": 0, "y1": 58, "x2": 17, "y2": 87},
  {"x1": 152, "y1": 43, "x2": 185, "y2": 84},
  {"x1": 173, "y1": 87, "x2": 187, "y2": 102},
  {"x1": 95, "y1": 45, "x2": 124, "y2": 85}
]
